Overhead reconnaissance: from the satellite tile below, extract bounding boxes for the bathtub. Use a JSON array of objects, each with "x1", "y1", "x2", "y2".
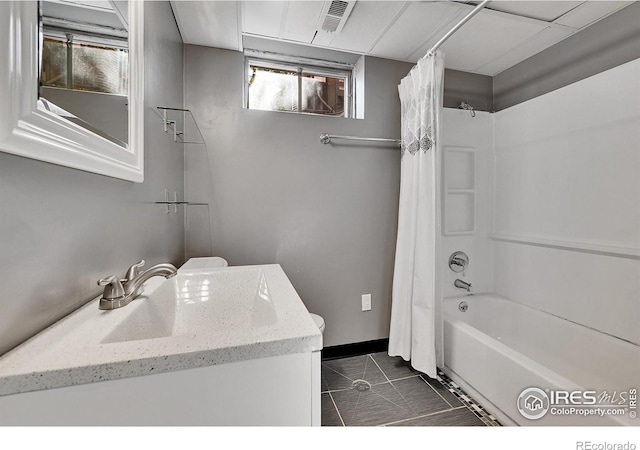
[{"x1": 443, "y1": 294, "x2": 640, "y2": 426}]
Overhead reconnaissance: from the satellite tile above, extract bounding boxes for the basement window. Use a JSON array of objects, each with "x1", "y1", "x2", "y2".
[
  {"x1": 245, "y1": 55, "x2": 353, "y2": 118},
  {"x1": 40, "y1": 36, "x2": 128, "y2": 95}
]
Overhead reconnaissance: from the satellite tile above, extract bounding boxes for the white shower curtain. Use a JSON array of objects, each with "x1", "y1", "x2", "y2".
[{"x1": 388, "y1": 51, "x2": 444, "y2": 378}]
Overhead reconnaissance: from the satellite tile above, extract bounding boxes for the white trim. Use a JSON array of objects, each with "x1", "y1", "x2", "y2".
[
  {"x1": 0, "y1": 1, "x2": 144, "y2": 183},
  {"x1": 489, "y1": 233, "x2": 640, "y2": 260}
]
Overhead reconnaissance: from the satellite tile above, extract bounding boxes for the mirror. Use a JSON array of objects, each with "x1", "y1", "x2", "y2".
[
  {"x1": 0, "y1": 1, "x2": 144, "y2": 182},
  {"x1": 39, "y1": 0, "x2": 129, "y2": 147}
]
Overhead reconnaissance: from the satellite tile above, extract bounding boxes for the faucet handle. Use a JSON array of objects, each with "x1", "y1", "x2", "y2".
[
  {"x1": 124, "y1": 260, "x2": 145, "y2": 281},
  {"x1": 98, "y1": 276, "x2": 125, "y2": 300},
  {"x1": 453, "y1": 259, "x2": 467, "y2": 276},
  {"x1": 449, "y1": 252, "x2": 469, "y2": 276}
]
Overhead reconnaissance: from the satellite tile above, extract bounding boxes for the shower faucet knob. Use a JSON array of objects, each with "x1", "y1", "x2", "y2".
[{"x1": 449, "y1": 251, "x2": 469, "y2": 276}]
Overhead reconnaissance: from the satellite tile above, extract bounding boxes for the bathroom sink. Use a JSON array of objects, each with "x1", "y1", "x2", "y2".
[
  {"x1": 0, "y1": 261, "x2": 322, "y2": 425},
  {"x1": 0, "y1": 262, "x2": 321, "y2": 399},
  {"x1": 102, "y1": 267, "x2": 276, "y2": 343}
]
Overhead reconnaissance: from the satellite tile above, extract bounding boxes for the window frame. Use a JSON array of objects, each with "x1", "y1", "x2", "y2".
[
  {"x1": 40, "y1": 35, "x2": 129, "y2": 95},
  {"x1": 244, "y1": 54, "x2": 354, "y2": 119},
  {"x1": 41, "y1": 17, "x2": 129, "y2": 96}
]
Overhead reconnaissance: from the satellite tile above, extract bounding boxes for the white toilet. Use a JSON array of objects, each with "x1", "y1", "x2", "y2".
[
  {"x1": 181, "y1": 257, "x2": 325, "y2": 334},
  {"x1": 178, "y1": 256, "x2": 228, "y2": 273},
  {"x1": 310, "y1": 313, "x2": 325, "y2": 334}
]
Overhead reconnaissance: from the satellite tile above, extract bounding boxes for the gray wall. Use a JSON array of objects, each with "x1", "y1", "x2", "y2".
[
  {"x1": 0, "y1": 1, "x2": 185, "y2": 356},
  {"x1": 443, "y1": 69, "x2": 493, "y2": 112},
  {"x1": 40, "y1": 87, "x2": 129, "y2": 144},
  {"x1": 494, "y1": 2, "x2": 640, "y2": 111},
  {"x1": 184, "y1": 45, "x2": 414, "y2": 347}
]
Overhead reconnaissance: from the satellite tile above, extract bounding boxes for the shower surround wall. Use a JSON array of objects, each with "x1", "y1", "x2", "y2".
[
  {"x1": 440, "y1": 109, "x2": 493, "y2": 300},
  {"x1": 0, "y1": 2, "x2": 185, "y2": 356},
  {"x1": 491, "y1": 58, "x2": 640, "y2": 346}
]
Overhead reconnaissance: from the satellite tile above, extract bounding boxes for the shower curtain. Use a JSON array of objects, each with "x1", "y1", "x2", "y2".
[{"x1": 388, "y1": 51, "x2": 444, "y2": 378}]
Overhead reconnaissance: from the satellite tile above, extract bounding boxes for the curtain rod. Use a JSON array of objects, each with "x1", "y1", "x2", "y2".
[
  {"x1": 427, "y1": 0, "x2": 490, "y2": 57},
  {"x1": 320, "y1": 133, "x2": 401, "y2": 146}
]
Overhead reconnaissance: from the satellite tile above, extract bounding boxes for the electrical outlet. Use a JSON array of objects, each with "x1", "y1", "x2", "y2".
[{"x1": 362, "y1": 294, "x2": 372, "y2": 311}]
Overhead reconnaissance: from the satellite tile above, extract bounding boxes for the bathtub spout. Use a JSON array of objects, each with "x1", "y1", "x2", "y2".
[{"x1": 454, "y1": 279, "x2": 472, "y2": 292}]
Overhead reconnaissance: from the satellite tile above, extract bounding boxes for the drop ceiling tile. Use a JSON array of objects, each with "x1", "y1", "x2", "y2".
[
  {"x1": 174, "y1": 0, "x2": 634, "y2": 77},
  {"x1": 477, "y1": 24, "x2": 575, "y2": 75},
  {"x1": 370, "y1": 1, "x2": 464, "y2": 61},
  {"x1": 172, "y1": 0, "x2": 240, "y2": 50},
  {"x1": 242, "y1": 1, "x2": 287, "y2": 39},
  {"x1": 554, "y1": 1, "x2": 632, "y2": 29},
  {"x1": 280, "y1": 1, "x2": 325, "y2": 43},
  {"x1": 312, "y1": 1, "x2": 407, "y2": 53},
  {"x1": 438, "y1": 10, "x2": 548, "y2": 73},
  {"x1": 484, "y1": 1, "x2": 583, "y2": 22}
]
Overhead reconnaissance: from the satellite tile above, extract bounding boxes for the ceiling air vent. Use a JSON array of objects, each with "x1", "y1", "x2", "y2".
[{"x1": 317, "y1": 1, "x2": 356, "y2": 34}]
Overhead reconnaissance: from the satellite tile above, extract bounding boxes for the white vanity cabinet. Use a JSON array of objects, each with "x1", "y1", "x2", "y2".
[
  {"x1": 0, "y1": 350, "x2": 321, "y2": 426},
  {"x1": 0, "y1": 262, "x2": 322, "y2": 426}
]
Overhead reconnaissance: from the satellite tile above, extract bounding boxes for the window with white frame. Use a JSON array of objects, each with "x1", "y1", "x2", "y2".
[
  {"x1": 245, "y1": 54, "x2": 353, "y2": 118},
  {"x1": 40, "y1": 36, "x2": 128, "y2": 95}
]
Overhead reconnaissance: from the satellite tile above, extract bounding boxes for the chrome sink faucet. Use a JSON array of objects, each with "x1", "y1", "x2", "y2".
[{"x1": 98, "y1": 260, "x2": 177, "y2": 310}]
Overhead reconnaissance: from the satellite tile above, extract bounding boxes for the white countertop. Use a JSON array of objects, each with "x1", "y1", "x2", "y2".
[{"x1": 0, "y1": 263, "x2": 322, "y2": 396}]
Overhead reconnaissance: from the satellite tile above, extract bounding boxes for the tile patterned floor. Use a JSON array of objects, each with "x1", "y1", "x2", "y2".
[{"x1": 321, "y1": 352, "x2": 501, "y2": 427}]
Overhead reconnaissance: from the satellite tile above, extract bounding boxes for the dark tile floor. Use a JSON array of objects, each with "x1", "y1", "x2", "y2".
[{"x1": 321, "y1": 352, "x2": 501, "y2": 427}]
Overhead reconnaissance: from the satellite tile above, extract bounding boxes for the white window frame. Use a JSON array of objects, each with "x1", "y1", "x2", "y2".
[{"x1": 244, "y1": 51, "x2": 354, "y2": 119}]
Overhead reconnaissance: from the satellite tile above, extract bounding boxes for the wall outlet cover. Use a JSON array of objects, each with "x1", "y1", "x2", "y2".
[{"x1": 362, "y1": 294, "x2": 372, "y2": 311}]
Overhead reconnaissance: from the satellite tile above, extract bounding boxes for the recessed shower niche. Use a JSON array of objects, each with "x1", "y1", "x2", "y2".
[{"x1": 443, "y1": 147, "x2": 475, "y2": 235}]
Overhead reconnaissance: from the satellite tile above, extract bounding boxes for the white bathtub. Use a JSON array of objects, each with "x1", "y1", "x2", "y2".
[{"x1": 443, "y1": 294, "x2": 640, "y2": 426}]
